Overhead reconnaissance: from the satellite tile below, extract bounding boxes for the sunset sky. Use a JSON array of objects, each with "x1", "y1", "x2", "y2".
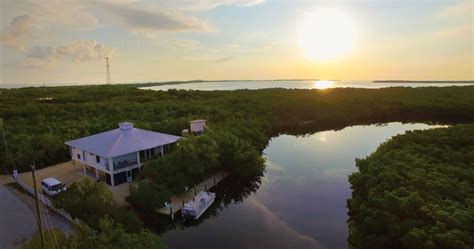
[{"x1": 1, "y1": 0, "x2": 472, "y2": 84}]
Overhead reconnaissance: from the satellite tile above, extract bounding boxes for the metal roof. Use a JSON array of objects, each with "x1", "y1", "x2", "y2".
[
  {"x1": 189, "y1": 119, "x2": 206, "y2": 123},
  {"x1": 65, "y1": 123, "x2": 181, "y2": 158},
  {"x1": 41, "y1": 177, "x2": 62, "y2": 186}
]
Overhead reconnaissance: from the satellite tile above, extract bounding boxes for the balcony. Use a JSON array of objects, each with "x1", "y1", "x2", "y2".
[{"x1": 113, "y1": 160, "x2": 138, "y2": 171}]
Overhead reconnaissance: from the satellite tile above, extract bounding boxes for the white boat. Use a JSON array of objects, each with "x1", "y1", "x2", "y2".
[{"x1": 182, "y1": 191, "x2": 216, "y2": 220}]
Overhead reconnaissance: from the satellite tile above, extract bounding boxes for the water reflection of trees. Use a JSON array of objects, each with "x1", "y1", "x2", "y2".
[
  {"x1": 138, "y1": 172, "x2": 264, "y2": 234},
  {"x1": 274, "y1": 116, "x2": 453, "y2": 138}
]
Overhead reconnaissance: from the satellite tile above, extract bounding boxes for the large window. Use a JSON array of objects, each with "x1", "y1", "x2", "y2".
[
  {"x1": 96, "y1": 155, "x2": 100, "y2": 163},
  {"x1": 139, "y1": 147, "x2": 159, "y2": 161},
  {"x1": 112, "y1": 153, "x2": 138, "y2": 171}
]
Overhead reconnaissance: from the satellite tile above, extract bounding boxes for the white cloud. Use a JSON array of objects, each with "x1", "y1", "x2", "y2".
[
  {"x1": 2, "y1": 1, "x2": 99, "y2": 30},
  {"x1": 223, "y1": 42, "x2": 274, "y2": 52},
  {"x1": 430, "y1": 25, "x2": 472, "y2": 39},
  {"x1": 94, "y1": 1, "x2": 212, "y2": 34},
  {"x1": 160, "y1": 0, "x2": 265, "y2": 11},
  {"x1": 173, "y1": 39, "x2": 201, "y2": 49},
  {"x1": 26, "y1": 46, "x2": 56, "y2": 59},
  {"x1": 1, "y1": 0, "x2": 266, "y2": 47},
  {"x1": 1, "y1": 15, "x2": 35, "y2": 51},
  {"x1": 438, "y1": 1, "x2": 473, "y2": 18},
  {"x1": 56, "y1": 40, "x2": 116, "y2": 62},
  {"x1": 22, "y1": 40, "x2": 115, "y2": 68},
  {"x1": 211, "y1": 56, "x2": 234, "y2": 62}
]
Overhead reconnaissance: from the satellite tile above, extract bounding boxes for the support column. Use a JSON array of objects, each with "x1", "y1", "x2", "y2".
[
  {"x1": 136, "y1": 152, "x2": 141, "y2": 172},
  {"x1": 82, "y1": 162, "x2": 86, "y2": 174},
  {"x1": 161, "y1": 146, "x2": 164, "y2": 156},
  {"x1": 108, "y1": 158, "x2": 114, "y2": 186},
  {"x1": 95, "y1": 168, "x2": 99, "y2": 179},
  {"x1": 110, "y1": 174, "x2": 115, "y2": 187}
]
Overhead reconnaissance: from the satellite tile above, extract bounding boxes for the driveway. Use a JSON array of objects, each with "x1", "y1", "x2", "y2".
[{"x1": 0, "y1": 184, "x2": 73, "y2": 249}]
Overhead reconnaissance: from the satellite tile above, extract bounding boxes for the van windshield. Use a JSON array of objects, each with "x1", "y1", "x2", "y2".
[{"x1": 50, "y1": 183, "x2": 63, "y2": 191}]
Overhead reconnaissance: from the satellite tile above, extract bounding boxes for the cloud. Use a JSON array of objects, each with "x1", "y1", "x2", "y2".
[
  {"x1": 1, "y1": 15, "x2": 35, "y2": 51},
  {"x1": 173, "y1": 39, "x2": 201, "y2": 49},
  {"x1": 438, "y1": 1, "x2": 473, "y2": 18},
  {"x1": 1, "y1": 0, "x2": 265, "y2": 46},
  {"x1": 165, "y1": 0, "x2": 265, "y2": 11},
  {"x1": 211, "y1": 56, "x2": 235, "y2": 62},
  {"x1": 22, "y1": 40, "x2": 115, "y2": 68},
  {"x1": 94, "y1": 1, "x2": 212, "y2": 35},
  {"x1": 430, "y1": 25, "x2": 472, "y2": 39},
  {"x1": 223, "y1": 42, "x2": 274, "y2": 52},
  {"x1": 2, "y1": 0, "x2": 214, "y2": 44},
  {"x1": 2, "y1": 1, "x2": 99, "y2": 30},
  {"x1": 26, "y1": 46, "x2": 55, "y2": 59},
  {"x1": 56, "y1": 40, "x2": 115, "y2": 62}
]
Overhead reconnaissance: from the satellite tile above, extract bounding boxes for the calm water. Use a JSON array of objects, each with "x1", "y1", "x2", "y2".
[
  {"x1": 160, "y1": 122, "x2": 442, "y2": 249},
  {"x1": 2, "y1": 80, "x2": 472, "y2": 90},
  {"x1": 142, "y1": 80, "x2": 474, "y2": 91}
]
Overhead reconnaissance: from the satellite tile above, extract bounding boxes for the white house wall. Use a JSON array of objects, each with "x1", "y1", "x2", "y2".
[
  {"x1": 71, "y1": 147, "x2": 84, "y2": 161},
  {"x1": 71, "y1": 146, "x2": 109, "y2": 172},
  {"x1": 190, "y1": 122, "x2": 205, "y2": 133},
  {"x1": 85, "y1": 151, "x2": 109, "y2": 171}
]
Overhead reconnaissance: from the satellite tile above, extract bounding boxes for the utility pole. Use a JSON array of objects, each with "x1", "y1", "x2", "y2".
[
  {"x1": 31, "y1": 163, "x2": 45, "y2": 249},
  {"x1": 106, "y1": 57, "x2": 111, "y2": 84}
]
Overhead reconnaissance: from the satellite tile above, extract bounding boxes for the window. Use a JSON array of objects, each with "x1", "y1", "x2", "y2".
[
  {"x1": 96, "y1": 155, "x2": 100, "y2": 163},
  {"x1": 77, "y1": 154, "x2": 81, "y2": 160}
]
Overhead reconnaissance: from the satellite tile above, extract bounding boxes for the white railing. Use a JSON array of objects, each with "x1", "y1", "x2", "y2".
[{"x1": 13, "y1": 176, "x2": 80, "y2": 225}]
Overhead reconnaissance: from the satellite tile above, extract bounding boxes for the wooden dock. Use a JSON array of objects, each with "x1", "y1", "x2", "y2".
[{"x1": 157, "y1": 171, "x2": 228, "y2": 218}]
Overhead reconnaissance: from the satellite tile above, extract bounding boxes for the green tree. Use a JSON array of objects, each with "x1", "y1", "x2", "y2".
[
  {"x1": 22, "y1": 228, "x2": 67, "y2": 249},
  {"x1": 53, "y1": 178, "x2": 114, "y2": 228},
  {"x1": 24, "y1": 217, "x2": 167, "y2": 249},
  {"x1": 348, "y1": 125, "x2": 474, "y2": 249}
]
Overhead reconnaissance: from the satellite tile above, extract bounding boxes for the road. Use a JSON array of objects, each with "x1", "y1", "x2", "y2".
[{"x1": 0, "y1": 184, "x2": 73, "y2": 249}]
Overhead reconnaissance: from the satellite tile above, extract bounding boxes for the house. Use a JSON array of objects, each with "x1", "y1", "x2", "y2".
[{"x1": 65, "y1": 122, "x2": 181, "y2": 186}]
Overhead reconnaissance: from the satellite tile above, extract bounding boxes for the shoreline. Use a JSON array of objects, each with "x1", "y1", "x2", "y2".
[{"x1": 373, "y1": 80, "x2": 474, "y2": 83}]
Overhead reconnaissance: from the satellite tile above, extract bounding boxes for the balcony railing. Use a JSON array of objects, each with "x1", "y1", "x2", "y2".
[{"x1": 113, "y1": 160, "x2": 138, "y2": 171}]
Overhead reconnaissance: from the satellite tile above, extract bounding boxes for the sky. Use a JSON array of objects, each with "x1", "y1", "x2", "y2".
[{"x1": 0, "y1": 0, "x2": 472, "y2": 85}]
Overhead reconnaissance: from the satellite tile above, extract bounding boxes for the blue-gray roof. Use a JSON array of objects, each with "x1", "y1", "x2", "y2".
[{"x1": 65, "y1": 122, "x2": 181, "y2": 158}]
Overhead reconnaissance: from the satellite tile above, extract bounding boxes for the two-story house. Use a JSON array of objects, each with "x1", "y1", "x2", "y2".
[{"x1": 65, "y1": 122, "x2": 181, "y2": 186}]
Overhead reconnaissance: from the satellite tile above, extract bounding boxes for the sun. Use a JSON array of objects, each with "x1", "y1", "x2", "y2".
[
  {"x1": 298, "y1": 8, "x2": 356, "y2": 61},
  {"x1": 314, "y1": 80, "x2": 334, "y2": 89}
]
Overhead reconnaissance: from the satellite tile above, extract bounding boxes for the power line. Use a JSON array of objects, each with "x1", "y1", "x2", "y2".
[
  {"x1": 2, "y1": 119, "x2": 59, "y2": 248},
  {"x1": 40, "y1": 194, "x2": 60, "y2": 249}
]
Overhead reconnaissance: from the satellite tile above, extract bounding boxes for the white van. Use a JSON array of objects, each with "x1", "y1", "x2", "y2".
[{"x1": 41, "y1": 178, "x2": 67, "y2": 196}]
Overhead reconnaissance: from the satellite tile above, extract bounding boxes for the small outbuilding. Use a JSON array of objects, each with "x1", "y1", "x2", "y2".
[{"x1": 189, "y1": 119, "x2": 206, "y2": 134}]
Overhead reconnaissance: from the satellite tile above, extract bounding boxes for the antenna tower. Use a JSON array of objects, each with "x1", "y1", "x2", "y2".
[{"x1": 106, "y1": 57, "x2": 111, "y2": 84}]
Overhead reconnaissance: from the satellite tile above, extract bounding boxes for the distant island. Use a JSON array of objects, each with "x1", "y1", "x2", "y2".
[{"x1": 373, "y1": 80, "x2": 474, "y2": 83}]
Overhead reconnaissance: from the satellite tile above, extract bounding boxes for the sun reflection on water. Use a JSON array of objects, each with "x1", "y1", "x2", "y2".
[{"x1": 313, "y1": 80, "x2": 334, "y2": 89}]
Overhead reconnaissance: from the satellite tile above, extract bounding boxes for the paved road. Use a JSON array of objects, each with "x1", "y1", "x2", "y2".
[{"x1": 0, "y1": 184, "x2": 73, "y2": 249}]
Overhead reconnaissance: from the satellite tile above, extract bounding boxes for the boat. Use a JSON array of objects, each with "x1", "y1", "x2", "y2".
[{"x1": 181, "y1": 191, "x2": 216, "y2": 220}]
